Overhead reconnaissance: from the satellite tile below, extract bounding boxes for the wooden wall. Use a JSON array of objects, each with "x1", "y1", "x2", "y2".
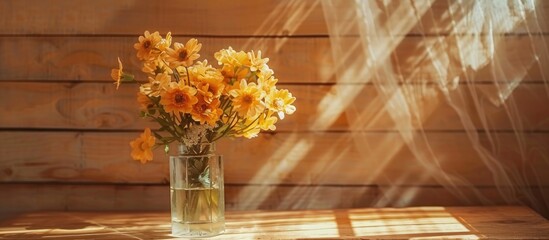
[{"x1": 1, "y1": 0, "x2": 549, "y2": 216}]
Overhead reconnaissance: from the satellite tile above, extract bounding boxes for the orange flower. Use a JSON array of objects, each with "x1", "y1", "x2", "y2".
[
  {"x1": 111, "y1": 57, "x2": 134, "y2": 90},
  {"x1": 160, "y1": 82, "x2": 198, "y2": 115},
  {"x1": 166, "y1": 38, "x2": 202, "y2": 67},
  {"x1": 137, "y1": 92, "x2": 152, "y2": 110},
  {"x1": 133, "y1": 31, "x2": 162, "y2": 61},
  {"x1": 130, "y1": 128, "x2": 155, "y2": 164},
  {"x1": 196, "y1": 77, "x2": 225, "y2": 104},
  {"x1": 191, "y1": 94, "x2": 223, "y2": 126},
  {"x1": 111, "y1": 57, "x2": 123, "y2": 89},
  {"x1": 220, "y1": 64, "x2": 249, "y2": 93}
]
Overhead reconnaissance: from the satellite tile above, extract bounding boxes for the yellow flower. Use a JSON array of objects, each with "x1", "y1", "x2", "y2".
[
  {"x1": 248, "y1": 50, "x2": 269, "y2": 72},
  {"x1": 189, "y1": 60, "x2": 224, "y2": 83},
  {"x1": 140, "y1": 72, "x2": 172, "y2": 97},
  {"x1": 134, "y1": 31, "x2": 162, "y2": 61},
  {"x1": 257, "y1": 69, "x2": 278, "y2": 94},
  {"x1": 219, "y1": 64, "x2": 249, "y2": 93},
  {"x1": 160, "y1": 81, "x2": 198, "y2": 115},
  {"x1": 259, "y1": 111, "x2": 278, "y2": 131},
  {"x1": 265, "y1": 89, "x2": 296, "y2": 119},
  {"x1": 214, "y1": 47, "x2": 250, "y2": 67},
  {"x1": 234, "y1": 117, "x2": 261, "y2": 139},
  {"x1": 191, "y1": 94, "x2": 223, "y2": 126},
  {"x1": 137, "y1": 92, "x2": 152, "y2": 110},
  {"x1": 192, "y1": 63, "x2": 225, "y2": 103},
  {"x1": 142, "y1": 57, "x2": 173, "y2": 75},
  {"x1": 229, "y1": 80, "x2": 265, "y2": 118},
  {"x1": 130, "y1": 128, "x2": 155, "y2": 164},
  {"x1": 158, "y1": 32, "x2": 172, "y2": 51},
  {"x1": 239, "y1": 126, "x2": 260, "y2": 139},
  {"x1": 166, "y1": 38, "x2": 202, "y2": 67},
  {"x1": 111, "y1": 57, "x2": 124, "y2": 89},
  {"x1": 196, "y1": 79, "x2": 224, "y2": 104}
]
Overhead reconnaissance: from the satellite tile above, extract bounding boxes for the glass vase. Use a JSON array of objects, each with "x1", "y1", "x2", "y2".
[{"x1": 169, "y1": 142, "x2": 225, "y2": 237}]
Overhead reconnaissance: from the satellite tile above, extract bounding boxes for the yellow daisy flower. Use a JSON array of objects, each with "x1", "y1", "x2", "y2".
[
  {"x1": 130, "y1": 128, "x2": 155, "y2": 164},
  {"x1": 139, "y1": 72, "x2": 172, "y2": 97},
  {"x1": 229, "y1": 80, "x2": 265, "y2": 118},
  {"x1": 219, "y1": 64, "x2": 250, "y2": 94},
  {"x1": 142, "y1": 57, "x2": 173, "y2": 75},
  {"x1": 189, "y1": 60, "x2": 224, "y2": 83},
  {"x1": 160, "y1": 81, "x2": 198, "y2": 115},
  {"x1": 191, "y1": 62, "x2": 225, "y2": 103},
  {"x1": 166, "y1": 38, "x2": 202, "y2": 67},
  {"x1": 158, "y1": 32, "x2": 172, "y2": 51},
  {"x1": 259, "y1": 111, "x2": 278, "y2": 131},
  {"x1": 265, "y1": 89, "x2": 296, "y2": 119},
  {"x1": 240, "y1": 126, "x2": 260, "y2": 139},
  {"x1": 191, "y1": 94, "x2": 223, "y2": 126},
  {"x1": 215, "y1": 47, "x2": 250, "y2": 67},
  {"x1": 134, "y1": 31, "x2": 162, "y2": 61},
  {"x1": 234, "y1": 117, "x2": 261, "y2": 139},
  {"x1": 257, "y1": 70, "x2": 278, "y2": 94},
  {"x1": 248, "y1": 50, "x2": 269, "y2": 72}
]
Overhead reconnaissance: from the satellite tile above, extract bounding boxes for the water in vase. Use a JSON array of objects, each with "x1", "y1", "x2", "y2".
[{"x1": 170, "y1": 186, "x2": 225, "y2": 237}]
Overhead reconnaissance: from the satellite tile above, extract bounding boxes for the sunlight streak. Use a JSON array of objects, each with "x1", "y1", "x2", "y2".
[{"x1": 320, "y1": 0, "x2": 548, "y2": 212}]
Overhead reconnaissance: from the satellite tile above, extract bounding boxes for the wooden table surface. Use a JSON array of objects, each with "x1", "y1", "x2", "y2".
[{"x1": 1, "y1": 206, "x2": 549, "y2": 239}]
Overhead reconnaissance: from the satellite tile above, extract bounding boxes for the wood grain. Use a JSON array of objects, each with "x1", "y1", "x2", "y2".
[
  {"x1": 2, "y1": 183, "x2": 545, "y2": 214},
  {"x1": 0, "y1": 0, "x2": 547, "y2": 35},
  {"x1": 1, "y1": 131, "x2": 548, "y2": 186},
  {"x1": 2, "y1": 182, "x2": 549, "y2": 220},
  {"x1": 1, "y1": 82, "x2": 549, "y2": 131},
  {"x1": 0, "y1": 35, "x2": 546, "y2": 83},
  {"x1": 0, "y1": 183, "x2": 378, "y2": 213},
  {"x1": 1, "y1": 207, "x2": 548, "y2": 239}
]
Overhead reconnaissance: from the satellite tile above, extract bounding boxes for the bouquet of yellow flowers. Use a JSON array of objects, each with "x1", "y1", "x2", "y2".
[{"x1": 111, "y1": 31, "x2": 296, "y2": 163}]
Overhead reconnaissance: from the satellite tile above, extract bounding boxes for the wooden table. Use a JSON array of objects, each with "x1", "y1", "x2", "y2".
[{"x1": 1, "y1": 206, "x2": 549, "y2": 239}]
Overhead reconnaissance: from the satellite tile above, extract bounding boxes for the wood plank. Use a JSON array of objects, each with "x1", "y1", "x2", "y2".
[
  {"x1": 1, "y1": 131, "x2": 549, "y2": 186},
  {"x1": 1, "y1": 207, "x2": 549, "y2": 239},
  {"x1": 0, "y1": 183, "x2": 378, "y2": 213},
  {"x1": 0, "y1": 0, "x2": 547, "y2": 35},
  {"x1": 0, "y1": 0, "x2": 326, "y2": 36},
  {"x1": 1, "y1": 183, "x2": 547, "y2": 217},
  {"x1": 2, "y1": 183, "x2": 546, "y2": 214},
  {"x1": 0, "y1": 35, "x2": 546, "y2": 83},
  {"x1": 1, "y1": 82, "x2": 549, "y2": 131}
]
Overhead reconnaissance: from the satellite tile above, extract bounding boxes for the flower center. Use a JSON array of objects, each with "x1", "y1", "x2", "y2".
[
  {"x1": 242, "y1": 95, "x2": 253, "y2": 104},
  {"x1": 143, "y1": 40, "x2": 151, "y2": 49},
  {"x1": 178, "y1": 49, "x2": 188, "y2": 60},
  {"x1": 275, "y1": 99, "x2": 284, "y2": 108},
  {"x1": 174, "y1": 93, "x2": 185, "y2": 104},
  {"x1": 139, "y1": 141, "x2": 148, "y2": 151},
  {"x1": 195, "y1": 102, "x2": 208, "y2": 113},
  {"x1": 200, "y1": 104, "x2": 208, "y2": 111}
]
